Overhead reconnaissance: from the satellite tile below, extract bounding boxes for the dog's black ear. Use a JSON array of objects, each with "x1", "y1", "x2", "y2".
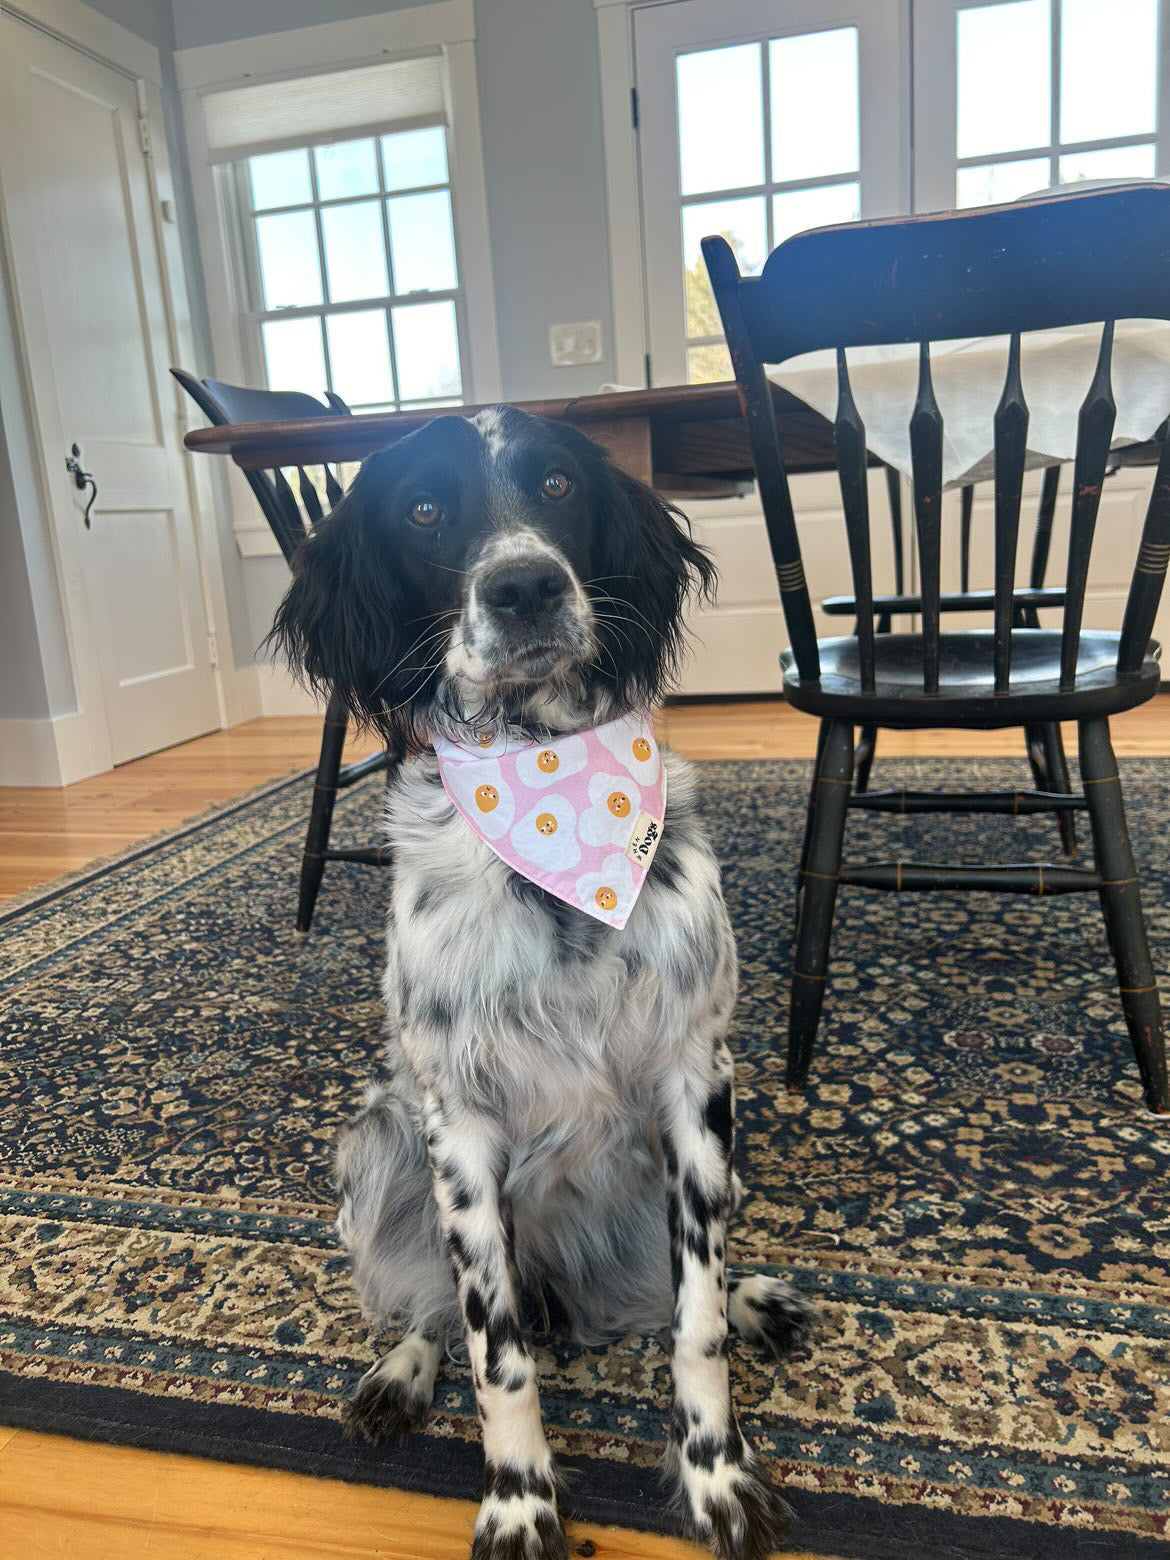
[
  {"x1": 267, "y1": 453, "x2": 411, "y2": 743},
  {"x1": 593, "y1": 465, "x2": 717, "y2": 705}
]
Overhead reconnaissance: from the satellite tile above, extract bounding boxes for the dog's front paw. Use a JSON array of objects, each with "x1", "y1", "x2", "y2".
[
  {"x1": 728, "y1": 1274, "x2": 816, "y2": 1359},
  {"x1": 667, "y1": 1424, "x2": 792, "y2": 1560},
  {"x1": 342, "y1": 1333, "x2": 437, "y2": 1443},
  {"x1": 471, "y1": 1461, "x2": 568, "y2": 1560}
]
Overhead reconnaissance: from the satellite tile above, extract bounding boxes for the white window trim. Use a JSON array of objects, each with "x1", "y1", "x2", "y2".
[{"x1": 178, "y1": 0, "x2": 501, "y2": 559}]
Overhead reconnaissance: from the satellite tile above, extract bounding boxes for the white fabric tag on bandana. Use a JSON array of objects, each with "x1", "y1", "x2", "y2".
[{"x1": 431, "y1": 710, "x2": 667, "y2": 929}]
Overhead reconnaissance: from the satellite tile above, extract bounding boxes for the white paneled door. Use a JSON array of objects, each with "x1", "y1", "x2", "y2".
[
  {"x1": 634, "y1": 0, "x2": 909, "y2": 694},
  {"x1": 0, "y1": 18, "x2": 219, "y2": 766}
]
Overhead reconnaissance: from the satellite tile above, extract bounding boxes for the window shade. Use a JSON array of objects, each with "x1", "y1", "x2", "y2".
[{"x1": 201, "y1": 54, "x2": 446, "y2": 163}]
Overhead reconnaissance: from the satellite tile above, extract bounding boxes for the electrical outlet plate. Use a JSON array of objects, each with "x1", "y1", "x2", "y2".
[{"x1": 549, "y1": 321, "x2": 603, "y2": 367}]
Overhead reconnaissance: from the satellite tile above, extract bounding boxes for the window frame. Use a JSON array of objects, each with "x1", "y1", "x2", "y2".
[
  {"x1": 913, "y1": 0, "x2": 1170, "y2": 211},
  {"x1": 178, "y1": 0, "x2": 500, "y2": 559},
  {"x1": 228, "y1": 129, "x2": 470, "y2": 413}
]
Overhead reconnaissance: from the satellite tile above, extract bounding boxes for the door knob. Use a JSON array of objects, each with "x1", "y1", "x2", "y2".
[{"x1": 65, "y1": 443, "x2": 98, "y2": 529}]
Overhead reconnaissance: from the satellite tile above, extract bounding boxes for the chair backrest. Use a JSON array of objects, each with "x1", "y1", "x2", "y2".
[
  {"x1": 704, "y1": 185, "x2": 1170, "y2": 695},
  {"x1": 172, "y1": 370, "x2": 350, "y2": 567}
]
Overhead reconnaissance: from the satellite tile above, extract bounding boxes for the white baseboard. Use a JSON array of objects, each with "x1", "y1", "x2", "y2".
[
  {"x1": 254, "y1": 662, "x2": 327, "y2": 717},
  {"x1": 0, "y1": 709, "x2": 102, "y2": 786}
]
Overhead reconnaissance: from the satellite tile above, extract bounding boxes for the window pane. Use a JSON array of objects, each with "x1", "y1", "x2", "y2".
[
  {"x1": 393, "y1": 300, "x2": 462, "y2": 400},
  {"x1": 956, "y1": 156, "x2": 1052, "y2": 207},
  {"x1": 957, "y1": 1, "x2": 1050, "y2": 158},
  {"x1": 382, "y1": 127, "x2": 449, "y2": 191},
  {"x1": 772, "y1": 181, "x2": 859, "y2": 245},
  {"x1": 248, "y1": 148, "x2": 311, "y2": 210},
  {"x1": 326, "y1": 310, "x2": 395, "y2": 405},
  {"x1": 677, "y1": 44, "x2": 763, "y2": 196},
  {"x1": 262, "y1": 317, "x2": 325, "y2": 392},
  {"x1": 314, "y1": 138, "x2": 378, "y2": 200},
  {"x1": 388, "y1": 190, "x2": 458, "y2": 294},
  {"x1": 1061, "y1": 0, "x2": 1157, "y2": 144},
  {"x1": 770, "y1": 29, "x2": 859, "y2": 182},
  {"x1": 682, "y1": 197, "x2": 766, "y2": 337},
  {"x1": 688, "y1": 342, "x2": 732, "y2": 385},
  {"x1": 1059, "y1": 143, "x2": 1157, "y2": 184},
  {"x1": 321, "y1": 201, "x2": 389, "y2": 302},
  {"x1": 255, "y1": 211, "x2": 322, "y2": 308}
]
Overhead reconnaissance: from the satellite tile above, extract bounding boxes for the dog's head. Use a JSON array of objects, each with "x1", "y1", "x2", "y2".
[{"x1": 270, "y1": 406, "x2": 715, "y2": 744}]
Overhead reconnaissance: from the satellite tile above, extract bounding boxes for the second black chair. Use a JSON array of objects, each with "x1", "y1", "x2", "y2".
[{"x1": 173, "y1": 370, "x2": 396, "y2": 932}]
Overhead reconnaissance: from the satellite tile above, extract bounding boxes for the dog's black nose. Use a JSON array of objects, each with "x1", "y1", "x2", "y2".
[{"x1": 482, "y1": 560, "x2": 569, "y2": 619}]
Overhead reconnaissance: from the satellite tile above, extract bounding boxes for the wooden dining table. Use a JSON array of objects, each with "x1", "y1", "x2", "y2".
[{"x1": 183, "y1": 380, "x2": 838, "y2": 493}]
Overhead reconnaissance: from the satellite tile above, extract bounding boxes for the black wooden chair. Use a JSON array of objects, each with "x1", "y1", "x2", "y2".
[
  {"x1": 173, "y1": 370, "x2": 395, "y2": 932},
  {"x1": 837, "y1": 468, "x2": 1076, "y2": 855},
  {"x1": 704, "y1": 185, "x2": 1170, "y2": 1115}
]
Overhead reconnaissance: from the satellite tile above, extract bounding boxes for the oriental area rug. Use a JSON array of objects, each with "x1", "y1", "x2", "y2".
[{"x1": 2, "y1": 756, "x2": 1168, "y2": 1559}]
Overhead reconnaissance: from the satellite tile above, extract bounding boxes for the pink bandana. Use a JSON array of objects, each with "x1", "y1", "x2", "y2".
[{"x1": 431, "y1": 711, "x2": 667, "y2": 929}]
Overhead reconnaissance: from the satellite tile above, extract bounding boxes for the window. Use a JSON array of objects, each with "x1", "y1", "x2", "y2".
[
  {"x1": 677, "y1": 30, "x2": 863, "y2": 383},
  {"x1": 633, "y1": 0, "x2": 907, "y2": 389},
  {"x1": 953, "y1": 0, "x2": 1159, "y2": 207},
  {"x1": 915, "y1": 0, "x2": 1168, "y2": 212},
  {"x1": 234, "y1": 128, "x2": 465, "y2": 411}
]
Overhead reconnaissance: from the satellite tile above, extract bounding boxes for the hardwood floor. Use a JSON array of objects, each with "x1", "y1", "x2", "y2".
[{"x1": 3, "y1": 695, "x2": 1169, "y2": 1557}]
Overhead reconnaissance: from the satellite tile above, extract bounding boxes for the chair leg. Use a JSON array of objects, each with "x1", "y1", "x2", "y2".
[
  {"x1": 297, "y1": 692, "x2": 348, "y2": 934},
  {"x1": 1079, "y1": 717, "x2": 1169, "y2": 1114},
  {"x1": 1040, "y1": 721, "x2": 1077, "y2": 857},
  {"x1": 1023, "y1": 721, "x2": 1048, "y2": 791},
  {"x1": 795, "y1": 720, "x2": 829, "y2": 931},
  {"x1": 854, "y1": 724, "x2": 878, "y2": 794},
  {"x1": 788, "y1": 719, "x2": 854, "y2": 1094}
]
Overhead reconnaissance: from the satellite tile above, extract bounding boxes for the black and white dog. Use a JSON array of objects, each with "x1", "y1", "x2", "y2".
[{"x1": 273, "y1": 407, "x2": 811, "y2": 1560}]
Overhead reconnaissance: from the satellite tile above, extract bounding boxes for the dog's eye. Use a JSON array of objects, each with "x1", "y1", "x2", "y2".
[
  {"x1": 408, "y1": 495, "x2": 443, "y2": 527},
  {"x1": 541, "y1": 470, "x2": 572, "y2": 501}
]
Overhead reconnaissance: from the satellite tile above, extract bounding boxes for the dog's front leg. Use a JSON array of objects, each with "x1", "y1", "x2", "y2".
[
  {"x1": 424, "y1": 1092, "x2": 566, "y2": 1560},
  {"x1": 660, "y1": 1041, "x2": 791, "y2": 1560}
]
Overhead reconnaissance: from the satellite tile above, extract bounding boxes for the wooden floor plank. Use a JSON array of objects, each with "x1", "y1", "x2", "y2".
[{"x1": 0, "y1": 1430, "x2": 818, "y2": 1560}]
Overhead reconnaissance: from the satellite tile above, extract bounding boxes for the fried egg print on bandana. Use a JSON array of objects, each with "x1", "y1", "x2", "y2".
[
  {"x1": 510, "y1": 794, "x2": 581, "y2": 871},
  {"x1": 576, "y1": 852, "x2": 638, "y2": 927},
  {"x1": 597, "y1": 712, "x2": 661, "y2": 784},
  {"x1": 514, "y1": 733, "x2": 588, "y2": 789},
  {"x1": 579, "y1": 771, "x2": 642, "y2": 848},
  {"x1": 439, "y1": 755, "x2": 516, "y2": 839}
]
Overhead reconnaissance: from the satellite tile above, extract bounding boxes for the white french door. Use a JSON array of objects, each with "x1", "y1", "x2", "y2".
[
  {"x1": 634, "y1": 0, "x2": 909, "y2": 694},
  {"x1": 0, "y1": 16, "x2": 221, "y2": 767}
]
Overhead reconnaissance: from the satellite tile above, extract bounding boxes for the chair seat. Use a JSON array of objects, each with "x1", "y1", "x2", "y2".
[{"x1": 781, "y1": 628, "x2": 1161, "y2": 727}]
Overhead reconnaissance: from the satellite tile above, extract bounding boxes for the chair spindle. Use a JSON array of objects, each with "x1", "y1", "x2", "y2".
[
  {"x1": 959, "y1": 484, "x2": 974, "y2": 594},
  {"x1": 272, "y1": 468, "x2": 308, "y2": 564},
  {"x1": 834, "y1": 349, "x2": 875, "y2": 693},
  {"x1": 909, "y1": 342, "x2": 944, "y2": 693},
  {"x1": 992, "y1": 333, "x2": 1029, "y2": 692},
  {"x1": 324, "y1": 466, "x2": 345, "y2": 507},
  {"x1": 1118, "y1": 429, "x2": 1170, "y2": 673},
  {"x1": 1060, "y1": 321, "x2": 1116, "y2": 690},
  {"x1": 1028, "y1": 465, "x2": 1062, "y2": 590},
  {"x1": 298, "y1": 467, "x2": 325, "y2": 526},
  {"x1": 885, "y1": 465, "x2": 905, "y2": 596}
]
